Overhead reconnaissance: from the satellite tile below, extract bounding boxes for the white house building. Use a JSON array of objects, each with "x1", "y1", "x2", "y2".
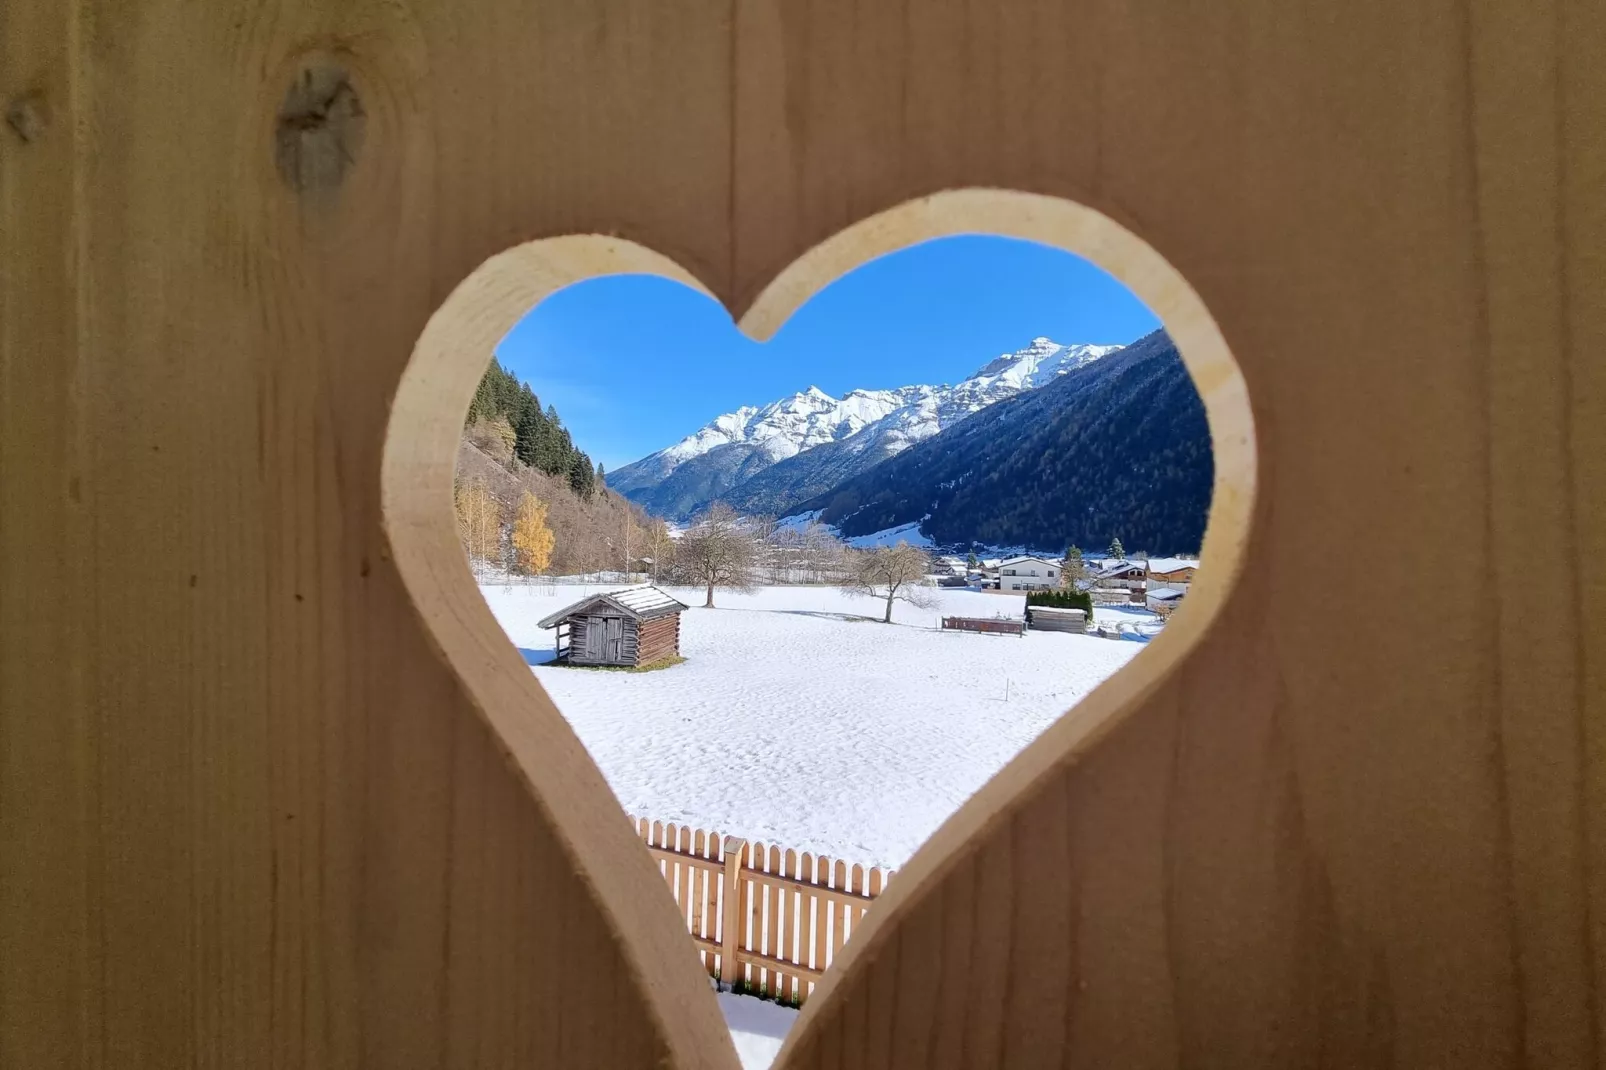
[{"x1": 997, "y1": 555, "x2": 1062, "y2": 592}]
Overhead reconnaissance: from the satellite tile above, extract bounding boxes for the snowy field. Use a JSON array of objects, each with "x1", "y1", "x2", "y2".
[{"x1": 482, "y1": 582, "x2": 1149, "y2": 868}]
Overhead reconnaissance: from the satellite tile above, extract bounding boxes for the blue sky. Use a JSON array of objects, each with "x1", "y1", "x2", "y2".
[{"x1": 496, "y1": 236, "x2": 1162, "y2": 472}]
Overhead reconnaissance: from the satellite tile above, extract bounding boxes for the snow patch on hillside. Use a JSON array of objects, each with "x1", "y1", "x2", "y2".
[{"x1": 843, "y1": 521, "x2": 934, "y2": 549}]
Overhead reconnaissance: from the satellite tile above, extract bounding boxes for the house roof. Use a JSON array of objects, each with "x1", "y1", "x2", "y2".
[
  {"x1": 536, "y1": 586, "x2": 688, "y2": 629},
  {"x1": 1096, "y1": 560, "x2": 1143, "y2": 576},
  {"x1": 1146, "y1": 557, "x2": 1199, "y2": 574},
  {"x1": 998, "y1": 555, "x2": 1059, "y2": 567},
  {"x1": 1147, "y1": 588, "x2": 1186, "y2": 601}
]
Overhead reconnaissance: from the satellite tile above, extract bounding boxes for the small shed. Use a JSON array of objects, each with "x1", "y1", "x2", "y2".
[
  {"x1": 1026, "y1": 605, "x2": 1088, "y2": 633},
  {"x1": 537, "y1": 586, "x2": 688, "y2": 667}
]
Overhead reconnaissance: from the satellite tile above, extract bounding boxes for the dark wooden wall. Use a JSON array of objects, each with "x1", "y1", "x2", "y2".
[{"x1": 636, "y1": 614, "x2": 681, "y2": 667}]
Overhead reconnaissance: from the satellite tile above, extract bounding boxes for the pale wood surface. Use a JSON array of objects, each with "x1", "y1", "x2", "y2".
[{"x1": 3, "y1": 0, "x2": 1602, "y2": 1068}]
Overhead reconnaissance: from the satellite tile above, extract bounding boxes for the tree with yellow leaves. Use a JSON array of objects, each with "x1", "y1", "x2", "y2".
[
  {"x1": 511, "y1": 490, "x2": 555, "y2": 575},
  {"x1": 455, "y1": 477, "x2": 504, "y2": 576}
]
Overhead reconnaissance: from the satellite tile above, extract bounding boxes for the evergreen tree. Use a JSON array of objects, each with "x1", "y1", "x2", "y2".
[
  {"x1": 568, "y1": 452, "x2": 594, "y2": 500},
  {"x1": 1109, "y1": 537, "x2": 1125, "y2": 560},
  {"x1": 514, "y1": 383, "x2": 540, "y2": 430},
  {"x1": 513, "y1": 405, "x2": 544, "y2": 468}
]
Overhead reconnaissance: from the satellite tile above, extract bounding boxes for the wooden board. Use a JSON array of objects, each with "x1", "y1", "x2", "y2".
[{"x1": 2, "y1": 0, "x2": 1602, "y2": 1068}]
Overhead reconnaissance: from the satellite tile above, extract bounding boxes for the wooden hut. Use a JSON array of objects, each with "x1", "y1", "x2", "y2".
[{"x1": 537, "y1": 587, "x2": 687, "y2": 667}]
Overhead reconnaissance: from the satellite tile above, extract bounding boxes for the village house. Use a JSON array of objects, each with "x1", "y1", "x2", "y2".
[
  {"x1": 1145, "y1": 557, "x2": 1200, "y2": 594},
  {"x1": 1146, "y1": 587, "x2": 1186, "y2": 617},
  {"x1": 969, "y1": 558, "x2": 1002, "y2": 589},
  {"x1": 1094, "y1": 559, "x2": 1148, "y2": 591},
  {"x1": 537, "y1": 586, "x2": 687, "y2": 668},
  {"x1": 997, "y1": 555, "x2": 1061, "y2": 592}
]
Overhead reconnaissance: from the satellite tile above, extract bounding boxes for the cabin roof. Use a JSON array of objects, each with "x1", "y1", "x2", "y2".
[{"x1": 536, "y1": 586, "x2": 688, "y2": 629}]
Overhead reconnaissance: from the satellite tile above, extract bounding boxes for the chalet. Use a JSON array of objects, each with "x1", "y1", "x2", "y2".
[
  {"x1": 1146, "y1": 587, "x2": 1186, "y2": 618},
  {"x1": 998, "y1": 555, "x2": 1061, "y2": 592},
  {"x1": 1146, "y1": 557, "x2": 1200, "y2": 594},
  {"x1": 1094, "y1": 560, "x2": 1147, "y2": 591},
  {"x1": 537, "y1": 586, "x2": 687, "y2": 668}
]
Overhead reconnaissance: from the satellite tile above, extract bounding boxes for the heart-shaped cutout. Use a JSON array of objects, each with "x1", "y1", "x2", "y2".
[{"x1": 383, "y1": 189, "x2": 1253, "y2": 1070}]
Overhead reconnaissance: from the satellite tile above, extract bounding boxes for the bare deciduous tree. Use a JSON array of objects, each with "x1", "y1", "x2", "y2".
[
  {"x1": 801, "y1": 521, "x2": 848, "y2": 584},
  {"x1": 454, "y1": 476, "x2": 505, "y2": 578},
  {"x1": 644, "y1": 517, "x2": 675, "y2": 585},
  {"x1": 676, "y1": 503, "x2": 760, "y2": 608},
  {"x1": 841, "y1": 541, "x2": 937, "y2": 623}
]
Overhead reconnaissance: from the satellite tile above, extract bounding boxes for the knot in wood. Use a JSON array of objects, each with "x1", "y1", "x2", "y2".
[
  {"x1": 275, "y1": 63, "x2": 365, "y2": 194},
  {"x1": 6, "y1": 93, "x2": 46, "y2": 143}
]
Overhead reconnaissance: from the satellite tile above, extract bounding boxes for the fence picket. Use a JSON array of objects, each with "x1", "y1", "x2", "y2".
[
  {"x1": 694, "y1": 830, "x2": 713, "y2": 976},
  {"x1": 739, "y1": 842, "x2": 755, "y2": 988},
  {"x1": 769, "y1": 845, "x2": 787, "y2": 998},
  {"x1": 796, "y1": 852, "x2": 812, "y2": 998},
  {"x1": 793, "y1": 850, "x2": 810, "y2": 1002},
  {"x1": 758, "y1": 842, "x2": 773, "y2": 993},
  {"x1": 678, "y1": 826, "x2": 695, "y2": 932},
  {"x1": 850, "y1": 864, "x2": 866, "y2": 942},
  {"x1": 832, "y1": 859, "x2": 849, "y2": 965},
  {"x1": 811, "y1": 853, "x2": 829, "y2": 1001}
]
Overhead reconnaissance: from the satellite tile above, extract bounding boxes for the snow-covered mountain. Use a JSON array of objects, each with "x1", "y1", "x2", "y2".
[
  {"x1": 796, "y1": 329, "x2": 1212, "y2": 554},
  {"x1": 607, "y1": 338, "x2": 1122, "y2": 519}
]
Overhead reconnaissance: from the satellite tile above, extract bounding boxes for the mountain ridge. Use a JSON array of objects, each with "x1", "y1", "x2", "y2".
[
  {"x1": 607, "y1": 337, "x2": 1122, "y2": 518},
  {"x1": 794, "y1": 329, "x2": 1211, "y2": 555}
]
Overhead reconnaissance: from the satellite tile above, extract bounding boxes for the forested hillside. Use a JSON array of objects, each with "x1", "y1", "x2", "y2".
[
  {"x1": 798, "y1": 330, "x2": 1212, "y2": 554},
  {"x1": 467, "y1": 361, "x2": 603, "y2": 500},
  {"x1": 456, "y1": 362, "x2": 660, "y2": 576}
]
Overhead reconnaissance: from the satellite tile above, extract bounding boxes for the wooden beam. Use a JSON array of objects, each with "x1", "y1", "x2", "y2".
[
  {"x1": 645, "y1": 843, "x2": 724, "y2": 875},
  {"x1": 743, "y1": 866, "x2": 880, "y2": 910},
  {"x1": 736, "y1": 949, "x2": 824, "y2": 983}
]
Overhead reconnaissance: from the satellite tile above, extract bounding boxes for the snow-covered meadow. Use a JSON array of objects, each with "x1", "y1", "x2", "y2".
[{"x1": 483, "y1": 582, "x2": 1150, "y2": 869}]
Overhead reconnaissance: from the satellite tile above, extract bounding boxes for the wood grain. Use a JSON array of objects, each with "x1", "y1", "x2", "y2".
[{"x1": 2, "y1": 0, "x2": 1601, "y2": 1067}]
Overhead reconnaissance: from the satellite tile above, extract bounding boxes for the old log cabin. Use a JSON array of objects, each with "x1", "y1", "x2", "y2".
[{"x1": 537, "y1": 586, "x2": 687, "y2": 668}]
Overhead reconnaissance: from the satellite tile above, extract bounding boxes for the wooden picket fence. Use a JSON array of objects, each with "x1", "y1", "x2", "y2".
[{"x1": 633, "y1": 817, "x2": 893, "y2": 1005}]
